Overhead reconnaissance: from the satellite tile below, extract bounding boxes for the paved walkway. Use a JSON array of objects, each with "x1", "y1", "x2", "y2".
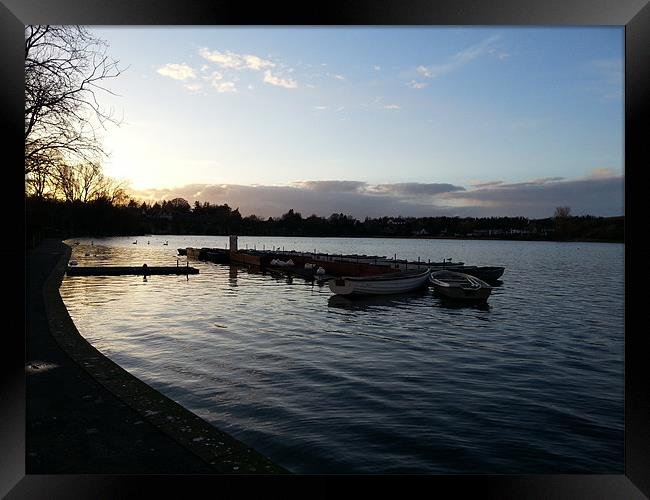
[{"x1": 26, "y1": 239, "x2": 286, "y2": 474}]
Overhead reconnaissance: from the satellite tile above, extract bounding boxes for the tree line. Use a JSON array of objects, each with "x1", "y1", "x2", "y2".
[{"x1": 26, "y1": 196, "x2": 624, "y2": 245}]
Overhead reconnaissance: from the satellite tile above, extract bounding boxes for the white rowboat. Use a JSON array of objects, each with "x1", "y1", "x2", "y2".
[{"x1": 328, "y1": 268, "x2": 431, "y2": 296}]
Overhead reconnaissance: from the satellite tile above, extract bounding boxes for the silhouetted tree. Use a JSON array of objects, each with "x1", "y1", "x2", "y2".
[
  {"x1": 554, "y1": 206, "x2": 571, "y2": 218},
  {"x1": 25, "y1": 25, "x2": 123, "y2": 194},
  {"x1": 168, "y1": 197, "x2": 191, "y2": 213},
  {"x1": 553, "y1": 206, "x2": 572, "y2": 238}
]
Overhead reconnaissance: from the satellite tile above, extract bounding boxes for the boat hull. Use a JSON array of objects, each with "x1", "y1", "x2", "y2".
[
  {"x1": 328, "y1": 270, "x2": 431, "y2": 295},
  {"x1": 431, "y1": 284, "x2": 492, "y2": 300},
  {"x1": 430, "y1": 271, "x2": 492, "y2": 301}
]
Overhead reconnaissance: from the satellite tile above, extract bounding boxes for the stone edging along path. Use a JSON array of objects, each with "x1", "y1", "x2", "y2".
[{"x1": 42, "y1": 241, "x2": 289, "y2": 474}]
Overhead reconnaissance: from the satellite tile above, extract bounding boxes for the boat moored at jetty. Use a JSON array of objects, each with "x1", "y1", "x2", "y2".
[
  {"x1": 429, "y1": 270, "x2": 492, "y2": 301},
  {"x1": 328, "y1": 268, "x2": 431, "y2": 296}
]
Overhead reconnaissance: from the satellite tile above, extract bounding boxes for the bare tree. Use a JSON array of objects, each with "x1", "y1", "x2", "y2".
[
  {"x1": 553, "y1": 206, "x2": 572, "y2": 237},
  {"x1": 554, "y1": 206, "x2": 571, "y2": 218},
  {"x1": 25, "y1": 148, "x2": 64, "y2": 197},
  {"x1": 46, "y1": 158, "x2": 129, "y2": 204},
  {"x1": 76, "y1": 160, "x2": 104, "y2": 202},
  {"x1": 25, "y1": 25, "x2": 123, "y2": 189},
  {"x1": 96, "y1": 176, "x2": 130, "y2": 205}
]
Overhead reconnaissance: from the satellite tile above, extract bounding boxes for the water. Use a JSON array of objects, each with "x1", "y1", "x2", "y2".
[{"x1": 60, "y1": 235, "x2": 624, "y2": 473}]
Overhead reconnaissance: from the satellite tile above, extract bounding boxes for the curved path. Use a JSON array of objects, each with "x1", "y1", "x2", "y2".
[{"x1": 26, "y1": 239, "x2": 287, "y2": 474}]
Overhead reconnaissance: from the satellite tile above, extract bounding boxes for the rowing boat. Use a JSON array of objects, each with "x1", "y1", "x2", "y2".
[
  {"x1": 429, "y1": 270, "x2": 492, "y2": 300},
  {"x1": 328, "y1": 268, "x2": 431, "y2": 296}
]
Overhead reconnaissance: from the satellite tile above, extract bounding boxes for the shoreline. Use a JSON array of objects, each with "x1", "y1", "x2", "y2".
[
  {"x1": 67, "y1": 234, "x2": 625, "y2": 244},
  {"x1": 27, "y1": 239, "x2": 288, "y2": 474}
]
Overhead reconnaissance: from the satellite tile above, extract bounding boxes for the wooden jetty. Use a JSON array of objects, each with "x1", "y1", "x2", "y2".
[
  {"x1": 181, "y1": 237, "x2": 504, "y2": 282},
  {"x1": 184, "y1": 245, "x2": 397, "y2": 278},
  {"x1": 66, "y1": 265, "x2": 199, "y2": 276}
]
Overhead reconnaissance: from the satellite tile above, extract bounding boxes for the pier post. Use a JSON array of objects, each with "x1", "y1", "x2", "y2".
[{"x1": 229, "y1": 235, "x2": 238, "y2": 253}]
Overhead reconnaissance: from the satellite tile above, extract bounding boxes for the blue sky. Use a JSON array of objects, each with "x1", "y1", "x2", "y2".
[{"x1": 91, "y1": 27, "x2": 624, "y2": 218}]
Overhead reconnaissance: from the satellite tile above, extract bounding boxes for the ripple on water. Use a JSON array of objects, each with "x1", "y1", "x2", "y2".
[{"x1": 60, "y1": 237, "x2": 624, "y2": 473}]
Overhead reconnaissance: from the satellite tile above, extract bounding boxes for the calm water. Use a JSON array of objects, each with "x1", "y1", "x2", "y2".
[{"x1": 60, "y1": 236, "x2": 624, "y2": 474}]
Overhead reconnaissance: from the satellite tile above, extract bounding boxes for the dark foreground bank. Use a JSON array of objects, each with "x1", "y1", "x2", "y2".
[{"x1": 26, "y1": 239, "x2": 287, "y2": 474}]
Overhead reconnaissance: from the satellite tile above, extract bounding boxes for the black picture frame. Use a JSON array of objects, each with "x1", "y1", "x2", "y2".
[{"x1": 4, "y1": 0, "x2": 649, "y2": 498}]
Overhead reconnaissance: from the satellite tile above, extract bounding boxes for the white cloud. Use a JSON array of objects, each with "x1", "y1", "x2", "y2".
[
  {"x1": 586, "y1": 167, "x2": 619, "y2": 179},
  {"x1": 243, "y1": 54, "x2": 275, "y2": 71},
  {"x1": 416, "y1": 34, "x2": 502, "y2": 79},
  {"x1": 383, "y1": 104, "x2": 401, "y2": 110},
  {"x1": 203, "y1": 71, "x2": 224, "y2": 82},
  {"x1": 314, "y1": 106, "x2": 328, "y2": 110},
  {"x1": 333, "y1": 74, "x2": 345, "y2": 80},
  {"x1": 156, "y1": 63, "x2": 197, "y2": 81},
  {"x1": 408, "y1": 80, "x2": 429, "y2": 89},
  {"x1": 211, "y1": 81, "x2": 237, "y2": 93},
  {"x1": 373, "y1": 65, "x2": 381, "y2": 71},
  {"x1": 183, "y1": 83, "x2": 203, "y2": 92},
  {"x1": 201, "y1": 71, "x2": 235, "y2": 92},
  {"x1": 199, "y1": 48, "x2": 275, "y2": 71},
  {"x1": 263, "y1": 70, "x2": 298, "y2": 89}
]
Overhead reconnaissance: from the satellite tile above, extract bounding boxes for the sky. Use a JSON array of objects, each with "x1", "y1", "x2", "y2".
[{"x1": 90, "y1": 27, "x2": 624, "y2": 219}]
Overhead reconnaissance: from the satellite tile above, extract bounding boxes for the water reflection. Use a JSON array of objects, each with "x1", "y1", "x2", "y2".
[
  {"x1": 228, "y1": 265, "x2": 238, "y2": 287},
  {"x1": 434, "y1": 296, "x2": 491, "y2": 311},
  {"x1": 327, "y1": 290, "x2": 429, "y2": 311}
]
